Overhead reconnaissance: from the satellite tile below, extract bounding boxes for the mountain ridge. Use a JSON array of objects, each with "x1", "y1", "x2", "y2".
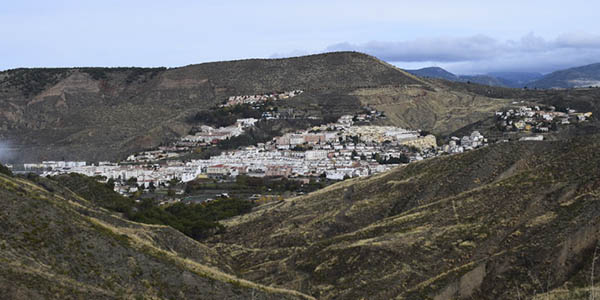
[
  {"x1": 405, "y1": 67, "x2": 543, "y2": 88},
  {"x1": 406, "y1": 62, "x2": 600, "y2": 89},
  {"x1": 529, "y1": 62, "x2": 600, "y2": 89}
]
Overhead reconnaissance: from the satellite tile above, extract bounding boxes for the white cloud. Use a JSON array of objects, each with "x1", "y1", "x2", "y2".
[{"x1": 325, "y1": 32, "x2": 600, "y2": 74}]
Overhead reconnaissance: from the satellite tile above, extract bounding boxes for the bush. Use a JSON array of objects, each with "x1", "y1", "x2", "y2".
[
  {"x1": 0, "y1": 163, "x2": 13, "y2": 177},
  {"x1": 50, "y1": 173, "x2": 135, "y2": 214}
]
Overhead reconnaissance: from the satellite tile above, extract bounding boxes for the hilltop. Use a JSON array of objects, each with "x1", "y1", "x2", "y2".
[
  {"x1": 405, "y1": 67, "x2": 459, "y2": 81},
  {"x1": 0, "y1": 52, "x2": 509, "y2": 162}
]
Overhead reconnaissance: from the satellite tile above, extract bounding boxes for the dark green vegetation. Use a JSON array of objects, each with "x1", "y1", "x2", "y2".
[
  {"x1": 0, "y1": 171, "x2": 313, "y2": 299},
  {"x1": 217, "y1": 119, "x2": 325, "y2": 150},
  {"x1": 0, "y1": 163, "x2": 12, "y2": 176},
  {"x1": 130, "y1": 198, "x2": 254, "y2": 240},
  {"x1": 51, "y1": 173, "x2": 134, "y2": 213},
  {"x1": 0, "y1": 51, "x2": 511, "y2": 163},
  {"x1": 189, "y1": 104, "x2": 263, "y2": 128},
  {"x1": 49, "y1": 173, "x2": 255, "y2": 241},
  {"x1": 207, "y1": 133, "x2": 600, "y2": 299},
  {"x1": 185, "y1": 175, "x2": 329, "y2": 195}
]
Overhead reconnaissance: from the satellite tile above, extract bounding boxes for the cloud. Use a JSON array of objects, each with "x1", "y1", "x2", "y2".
[{"x1": 324, "y1": 32, "x2": 600, "y2": 74}]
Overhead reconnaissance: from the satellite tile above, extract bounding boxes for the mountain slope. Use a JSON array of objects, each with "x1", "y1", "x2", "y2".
[
  {"x1": 0, "y1": 52, "x2": 509, "y2": 162},
  {"x1": 405, "y1": 67, "x2": 459, "y2": 81},
  {"x1": 530, "y1": 63, "x2": 600, "y2": 89},
  {"x1": 487, "y1": 72, "x2": 543, "y2": 86},
  {"x1": 209, "y1": 135, "x2": 600, "y2": 299},
  {"x1": 406, "y1": 67, "x2": 543, "y2": 88},
  {"x1": 0, "y1": 171, "x2": 314, "y2": 299}
]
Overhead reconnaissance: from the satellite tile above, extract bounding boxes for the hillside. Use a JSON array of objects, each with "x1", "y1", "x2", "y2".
[
  {"x1": 436, "y1": 79, "x2": 600, "y2": 116},
  {"x1": 406, "y1": 67, "x2": 545, "y2": 88},
  {"x1": 405, "y1": 67, "x2": 459, "y2": 81},
  {"x1": 1, "y1": 131, "x2": 600, "y2": 299},
  {"x1": 487, "y1": 72, "x2": 543, "y2": 87},
  {"x1": 0, "y1": 52, "x2": 510, "y2": 162},
  {"x1": 208, "y1": 134, "x2": 600, "y2": 299},
  {"x1": 0, "y1": 170, "x2": 313, "y2": 299},
  {"x1": 529, "y1": 63, "x2": 600, "y2": 89}
]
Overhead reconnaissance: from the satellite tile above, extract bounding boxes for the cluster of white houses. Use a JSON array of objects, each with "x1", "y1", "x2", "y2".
[
  {"x1": 34, "y1": 113, "x2": 498, "y2": 195},
  {"x1": 178, "y1": 118, "x2": 258, "y2": 145},
  {"x1": 442, "y1": 131, "x2": 487, "y2": 154},
  {"x1": 37, "y1": 116, "x2": 440, "y2": 191},
  {"x1": 495, "y1": 106, "x2": 592, "y2": 132},
  {"x1": 221, "y1": 90, "x2": 303, "y2": 107}
]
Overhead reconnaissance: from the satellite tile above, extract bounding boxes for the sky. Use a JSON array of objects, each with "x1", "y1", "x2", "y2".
[{"x1": 2, "y1": 0, "x2": 600, "y2": 74}]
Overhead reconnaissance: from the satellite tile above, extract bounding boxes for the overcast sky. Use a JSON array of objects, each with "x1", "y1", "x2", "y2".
[{"x1": 2, "y1": 0, "x2": 599, "y2": 74}]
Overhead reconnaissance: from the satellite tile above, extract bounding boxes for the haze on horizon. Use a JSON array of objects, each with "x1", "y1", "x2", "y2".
[{"x1": 2, "y1": 0, "x2": 600, "y2": 75}]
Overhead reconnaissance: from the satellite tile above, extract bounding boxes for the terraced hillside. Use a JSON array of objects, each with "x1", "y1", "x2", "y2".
[
  {"x1": 209, "y1": 135, "x2": 600, "y2": 299},
  {"x1": 0, "y1": 171, "x2": 314, "y2": 300},
  {"x1": 0, "y1": 52, "x2": 510, "y2": 162}
]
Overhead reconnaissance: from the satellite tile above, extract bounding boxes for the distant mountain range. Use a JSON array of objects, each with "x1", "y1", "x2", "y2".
[
  {"x1": 406, "y1": 63, "x2": 600, "y2": 89},
  {"x1": 529, "y1": 63, "x2": 600, "y2": 89},
  {"x1": 405, "y1": 67, "x2": 541, "y2": 88}
]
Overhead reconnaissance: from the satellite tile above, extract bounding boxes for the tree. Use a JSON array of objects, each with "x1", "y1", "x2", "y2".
[
  {"x1": 0, "y1": 163, "x2": 13, "y2": 177},
  {"x1": 127, "y1": 177, "x2": 138, "y2": 185},
  {"x1": 106, "y1": 178, "x2": 115, "y2": 190},
  {"x1": 168, "y1": 177, "x2": 181, "y2": 187},
  {"x1": 373, "y1": 153, "x2": 382, "y2": 162}
]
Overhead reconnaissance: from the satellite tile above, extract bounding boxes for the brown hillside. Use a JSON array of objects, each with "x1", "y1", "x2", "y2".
[
  {"x1": 0, "y1": 172, "x2": 313, "y2": 300},
  {"x1": 208, "y1": 135, "x2": 600, "y2": 299}
]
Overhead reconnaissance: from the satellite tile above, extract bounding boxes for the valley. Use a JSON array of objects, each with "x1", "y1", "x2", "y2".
[{"x1": 1, "y1": 52, "x2": 600, "y2": 300}]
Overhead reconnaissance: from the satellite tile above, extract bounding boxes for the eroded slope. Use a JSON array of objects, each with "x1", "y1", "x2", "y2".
[
  {"x1": 210, "y1": 136, "x2": 600, "y2": 299},
  {"x1": 0, "y1": 173, "x2": 313, "y2": 300}
]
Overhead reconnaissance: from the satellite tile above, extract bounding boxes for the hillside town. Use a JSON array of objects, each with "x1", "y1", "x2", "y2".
[
  {"x1": 221, "y1": 90, "x2": 303, "y2": 107},
  {"x1": 27, "y1": 110, "x2": 496, "y2": 198},
  {"x1": 495, "y1": 105, "x2": 592, "y2": 132},
  {"x1": 177, "y1": 118, "x2": 257, "y2": 146}
]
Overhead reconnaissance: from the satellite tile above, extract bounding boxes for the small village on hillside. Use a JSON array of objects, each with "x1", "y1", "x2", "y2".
[
  {"x1": 220, "y1": 90, "x2": 303, "y2": 107},
  {"x1": 15, "y1": 97, "x2": 593, "y2": 203},
  {"x1": 23, "y1": 115, "x2": 480, "y2": 200},
  {"x1": 495, "y1": 105, "x2": 592, "y2": 133}
]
